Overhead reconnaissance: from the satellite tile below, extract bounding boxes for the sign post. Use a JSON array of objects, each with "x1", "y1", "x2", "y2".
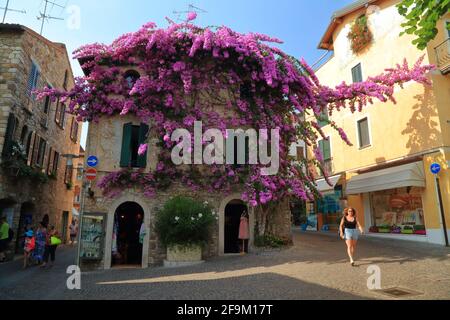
[{"x1": 431, "y1": 163, "x2": 449, "y2": 247}]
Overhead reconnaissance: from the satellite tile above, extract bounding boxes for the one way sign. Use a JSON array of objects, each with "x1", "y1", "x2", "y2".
[{"x1": 87, "y1": 156, "x2": 99, "y2": 168}]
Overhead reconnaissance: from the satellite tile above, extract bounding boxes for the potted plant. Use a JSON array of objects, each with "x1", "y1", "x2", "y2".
[
  {"x1": 155, "y1": 196, "x2": 216, "y2": 267},
  {"x1": 347, "y1": 14, "x2": 373, "y2": 54},
  {"x1": 402, "y1": 226, "x2": 414, "y2": 234},
  {"x1": 413, "y1": 225, "x2": 426, "y2": 235},
  {"x1": 378, "y1": 225, "x2": 391, "y2": 233},
  {"x1": 369, "y1": 226, "x2": 379, "y2": 233},
  {"x1": 391, "y1": 225, "x2": 402, "y2": 234}
]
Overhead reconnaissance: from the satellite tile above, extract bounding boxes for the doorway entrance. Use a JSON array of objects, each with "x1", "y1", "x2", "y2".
[
  {"x1": 224, "y1": 200, "x2": 248, "y2": 254},
  {"x1": 112, "y1": 202, "x2": 144, "y2": 267},
  {"x1": 16, "y1": 202, "x2": 35, "y2": 254}
]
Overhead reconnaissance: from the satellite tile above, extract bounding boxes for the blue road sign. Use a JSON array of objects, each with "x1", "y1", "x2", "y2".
[
  {"x1": 430, "y1": 163, "x2": 441, "y2": 175},
  {"x1": 87, "y1": 155, "x2": 99, "y2": 168}
]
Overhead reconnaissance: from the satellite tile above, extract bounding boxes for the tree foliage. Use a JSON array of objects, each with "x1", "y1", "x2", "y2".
[{"x1": 398, "y1": 0, "x2": 450, "y2": 50}]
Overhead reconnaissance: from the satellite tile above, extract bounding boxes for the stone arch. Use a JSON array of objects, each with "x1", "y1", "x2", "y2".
[
  {"x1": 104, "y1": 192, "x2": 150, "y2": 269},
  {"x1": 218, "y1": 194, "x2": 255, "y2": 255}
]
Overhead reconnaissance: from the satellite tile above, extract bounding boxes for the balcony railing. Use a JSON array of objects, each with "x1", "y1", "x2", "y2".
[{"x1": 435, "y1": 38, "x2": 450, "y2": 75}]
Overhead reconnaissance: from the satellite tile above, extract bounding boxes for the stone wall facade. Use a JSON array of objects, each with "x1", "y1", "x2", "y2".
[
  {"x1": 83, "y1": 106, "x2": 292, "y2": 269},
  {"x1": 0, "y1": 24, "x2": 81, "y2": 257}
]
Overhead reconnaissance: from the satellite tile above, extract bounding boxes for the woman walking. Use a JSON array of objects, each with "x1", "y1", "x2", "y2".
[
  {"x1": 41, "y1": 226, "x2": 60, "y2": 268},
  {"x1": 340, "y1": 208, "x2": 364, "y2": 266},
  {"x1": 32, "y1": 223, "x2": 47, "y2": 265}
]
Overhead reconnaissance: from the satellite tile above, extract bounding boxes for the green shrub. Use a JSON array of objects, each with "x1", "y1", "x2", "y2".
[
  {"x1": 254, "y1": 234, "x2": 288, "y2": 248},
  {"x1": 155, "y1": 196, "x2": 216, "y2": 248}
]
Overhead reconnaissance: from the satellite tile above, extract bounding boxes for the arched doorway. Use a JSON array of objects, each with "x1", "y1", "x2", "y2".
[
  {"x1": 112, "y1": 202, "x2": 144, "y2": 267},
  {"x1": 224, "y1": 200, "x2": 248, "y2": 254},
  {"x1": 16, "y1": 202, "x2": 35, "y2": 254}
]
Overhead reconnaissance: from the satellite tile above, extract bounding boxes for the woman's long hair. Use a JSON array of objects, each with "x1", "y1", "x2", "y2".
[{"x1": 344, "y1": 207, "x2": 357, "y2": 217}]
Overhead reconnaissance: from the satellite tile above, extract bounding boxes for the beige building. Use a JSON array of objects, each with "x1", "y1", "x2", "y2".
[
  {"x1": 0, "y1": 24, "x2": 81, "y2": 258},
  {"x1": 308, "y1": 0, "x2": 450, "y2": 245}
]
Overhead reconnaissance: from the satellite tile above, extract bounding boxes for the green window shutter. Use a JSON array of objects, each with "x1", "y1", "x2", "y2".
[
  {"x1": 137, "y1": 123, "x2": 149, "y2": 168},
  {"x1": 318, "y1": 140, "x2": 324, "y2": 159},
  {"x1": 120, "y1": 123, "x2": 133, "y2": 167},
  {"x1": 323, "y1": 139, "x2": 331, "y2": 160},
  {"x1": 352, "y1": 64, "x2": 362, "y2": 83}
]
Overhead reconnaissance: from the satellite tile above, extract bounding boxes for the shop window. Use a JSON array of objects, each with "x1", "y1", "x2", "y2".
[
  {"x1": 352, "y1": 63, "x2": 363, "y2": 83},
  {"x1": 369, "y1": 187, "x2": 426, "y2": 235},
  {"x1": 357, "y1": 117, "x2": 371, "y2": 148},
  {"x1": 27, "y1": 61, "x2": 40, "y2": 98},
  {"x1": 317, "y1": 187, "x2": 344, "y2": 228},
  {"x1": 120, "y1": 123, "x2": 148, "y2": 168}
]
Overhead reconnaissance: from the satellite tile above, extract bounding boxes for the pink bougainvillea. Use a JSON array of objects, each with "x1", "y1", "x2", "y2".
[{"x1": 36, "y1": 16, "x2": 434, "y2": 208}]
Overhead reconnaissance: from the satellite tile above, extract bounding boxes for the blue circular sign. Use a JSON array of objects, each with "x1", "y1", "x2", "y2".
[
  {"x1": 87, "y1": 155, "x2": 99, "y2": 168},
  {"x1": 430, "y1": 163, "x2": 441, "y2": 175}
]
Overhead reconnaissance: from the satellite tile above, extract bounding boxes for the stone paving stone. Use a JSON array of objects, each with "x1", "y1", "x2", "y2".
[{"x1": 0, "y1": 231, "x2": 449, "y2": 300}]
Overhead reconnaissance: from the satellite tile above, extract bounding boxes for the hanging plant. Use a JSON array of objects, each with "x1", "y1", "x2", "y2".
[{"x1": 348, "y1": 15, "x2": 373, "y2": 54}]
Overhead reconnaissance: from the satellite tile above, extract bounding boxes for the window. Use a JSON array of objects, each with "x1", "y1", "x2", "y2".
[
  {"x1": 27, "y1": 61, "x2": 40, "y2": 97},
  {"x1": 26, "y1": 132, "x2": 35, "y2": 166},
  {"x1": 64, "y1": 165, "x2": 73, "y2": 184},
  {"x1": 31, "y1": 135, "x2": 40, "y2": 167},
  {"x1": 20, "y1": 126, "x2": 28, "y2": 145},
  {"x1": 43, "y1": 85, "x2": 52, "y2": 114},
  {"x1": 63, "y1": 70, "x2": 69, "y2": 90},
  {"x1": 318, "y1": 138, "x2": 332, "y2": 175},
  {"x1": 296, "y1": 146, "x2": 305, "y2": 161},
  {"x1": 55, "y1": 100, "x2": 66, "y2": 128},
  {"x1": 1, "y1": 114, "x2": 17, "y2": 158},
  {"x1": 318, "y1": 106, "x2": 329, "y2": 127},
  {"x1": 120, "y1": 123, "x2": 149, "y2": 168},
  {"x1": 70, "y1": 118, "x2": 79, "y2": 142},
  {"x1": 352, "y1": 63, "x2": 363, "y2": 83},
  {"x1": 52, "y1": 151, "x2": 60, "y2": 175},
  {"x1": 37, "y1": 138, "x2": 47, "y2": 168},
  {"x1": 357, "y1": 117, "x2": 371, "y2": 148},
  {"x1": 47, "y1": 147, "x2": 53, "y2": 175},
  {"x1": 124, "y1": 70, "x2": 140, "y2": 90}
]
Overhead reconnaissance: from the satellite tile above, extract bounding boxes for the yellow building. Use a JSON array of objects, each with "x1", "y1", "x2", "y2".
[{"x1": 308, "y1": 0, "x2": 450, "y2": 245}]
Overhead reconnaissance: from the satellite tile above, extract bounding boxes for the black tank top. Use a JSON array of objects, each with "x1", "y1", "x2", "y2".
[{"x1": 344, "y1": 216, "x2": 357, "y2": 229}]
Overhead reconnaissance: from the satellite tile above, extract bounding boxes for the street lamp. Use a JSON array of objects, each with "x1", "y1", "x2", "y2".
[{"x1": 61, "y1": 154, "x2": 86, "y2": 267}]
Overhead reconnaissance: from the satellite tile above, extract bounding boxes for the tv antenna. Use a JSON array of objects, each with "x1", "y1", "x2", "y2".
[
  {"x1": 37, "y1": 0, "x2": 66, "y2": 35},
  {"x1": 1, "y1": 0, "x2": 26, "y2": 23},
  {"x1": 173, "y1": 4, "x2": 207, "y2": 22}
]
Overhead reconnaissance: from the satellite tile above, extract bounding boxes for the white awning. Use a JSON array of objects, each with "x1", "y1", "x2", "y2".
[
  {"x1": 315, "y1": 174, "x2": 343, "y2": 192},
  {"x1": 346, "y1": 161, "x2": 425, "y2": 195},
  {"x1": 72, "y1": 207, "x2": 80, "y2": 216}
]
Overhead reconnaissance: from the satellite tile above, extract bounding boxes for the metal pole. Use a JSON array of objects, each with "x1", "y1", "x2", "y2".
[
  {"x1": 76, "y1": 178, "x2": 87, "y2": 267},
  {"x1": 435, "y1": 176, "x2": 449, "y2": 247},
  {"x1": 40, "y1": 0, "x2": 48, "y2": 35},
  {"x1": 2, "y1": 0, "x2": 10, "y2": 23}
]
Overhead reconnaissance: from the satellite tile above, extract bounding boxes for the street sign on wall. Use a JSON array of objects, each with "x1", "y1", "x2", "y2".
[{"x1": 430, "y1": 163, "x2": 441, "y2": 175}]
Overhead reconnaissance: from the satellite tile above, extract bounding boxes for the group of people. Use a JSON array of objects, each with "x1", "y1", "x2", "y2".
[{"x1": 23, "y1": 221, "x2": 62, "y2": 269}]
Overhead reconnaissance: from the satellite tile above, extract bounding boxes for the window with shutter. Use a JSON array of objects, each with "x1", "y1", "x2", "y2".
[
  {"x1": 70, "y1": 118, "x2": 79, "y2": 142},
  {"x1": 137, "y1": 123, "x2": 149, "y2": 168},
  {"x1": 47, "y1": 147, "x2": 53, "y2": 175},
  {"x1": 120, "y1": 123, "x2": 133, "y2": 167},
  {"x1": 1, "y1": 114, "x2": 17, "y2": 158},
  {"x1": 26, "y1": 132, "x2": 35, "y2": 166},
  {"x1": 60, "y1": 104, "x2": 66, "y2": 128},
  {"x1": 32, "y1": 136, "x2": 40, "y2": 167},
  {"x1": 357, "y1": 117, "x2": 371, "y2": 148},
  {"x1": 55, "y1": 99, "x2": 61, "y2": 125},
  {"x1": 27, "y1": 62, "x2": 40, "y2": 97},
  {"x1": 43, "y1": 85, "x2": 52, "y2": 114},
  {"x1": 63, "y1": 70, "x2": 69, "y2": 90},
  {"x1": 37, "y1": 139, "x2": 47, "y2": 168},
  {"x1": 53, "y1": 152, "x2": 59, "y2": 175},
  {"x1": 318, "y1": 107, "x2": 329, "y2": 128},
  {"x1": 352, "y1": 63, "x2": 363, "y2": 83},
  {"x1": 318, "y1": 139, "x2": 331, "y2": 161}
]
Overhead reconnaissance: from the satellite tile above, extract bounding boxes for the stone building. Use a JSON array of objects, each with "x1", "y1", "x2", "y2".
[
  {"x1": 81, "y1": 73, "x2": 293, "y2": 270},
  {"x1": 0, "y1": 24, "x2": 81, "y2": 258}
]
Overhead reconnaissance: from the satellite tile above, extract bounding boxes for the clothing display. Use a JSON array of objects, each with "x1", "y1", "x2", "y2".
[{"x1": 238, "y1": 216, "x2": 249, "y2": 240}]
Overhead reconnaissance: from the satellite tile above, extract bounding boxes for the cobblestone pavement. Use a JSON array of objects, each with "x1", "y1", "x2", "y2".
[{"x1": 1, "y1": 230, "x2": 450, "y2": 300}]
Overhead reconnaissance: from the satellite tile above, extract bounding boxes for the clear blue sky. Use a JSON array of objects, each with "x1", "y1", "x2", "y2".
[{"x1": 2, "y1": 0, "x2": 355, "y2": 148}]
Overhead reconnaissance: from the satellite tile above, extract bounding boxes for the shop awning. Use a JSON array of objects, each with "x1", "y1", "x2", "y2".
[
  {"x1": 72, "y1": 207, "x2": 80, "y2": 217},
  {"x1": 315, "y1": 174, "x2": 343, "y2": 192},
  {"x1": 346, "y1": 161, "x2": 425, "y2": 195}
]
